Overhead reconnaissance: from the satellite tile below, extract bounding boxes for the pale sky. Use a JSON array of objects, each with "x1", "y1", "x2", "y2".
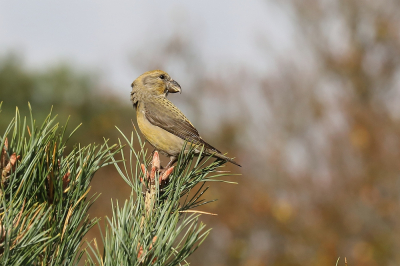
[{"x1": 0, "y1": 0, "x2": 293, "y2": 95}]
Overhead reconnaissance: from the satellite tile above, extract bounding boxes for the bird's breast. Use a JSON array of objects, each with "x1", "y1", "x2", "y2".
[{"x1": 136, "y1": 104, "x2": 184, "y2": 156}]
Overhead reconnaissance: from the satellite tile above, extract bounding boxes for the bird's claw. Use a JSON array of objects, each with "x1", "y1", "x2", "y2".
[
  {"x1": 140, "y1": 151, "x2": 174, "y2": 187},
  {"x1": 159, "y1": 166, "x2": 174, "y2": 185}
]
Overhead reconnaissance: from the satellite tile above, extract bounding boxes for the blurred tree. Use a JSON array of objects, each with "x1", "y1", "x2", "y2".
[
  {"x1": 125, "y1": 1, "x2": 400, "y2": 265},
  {"x1": 3, "y1": 0, "x2": 400, "y2": 262},
  {"x1": 0, "y1": 53, "x2": 133, "y2": 146},
  {"x1": 256, "y1": 1, "x2": 400, "y2": 265}
]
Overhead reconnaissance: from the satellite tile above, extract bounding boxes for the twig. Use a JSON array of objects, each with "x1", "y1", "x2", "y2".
[{"x1": 138, "y1": 151, "x2": 174, "y2": 263}]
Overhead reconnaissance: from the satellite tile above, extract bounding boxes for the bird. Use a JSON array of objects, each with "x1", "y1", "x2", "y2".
[{"x1": 130, "y1": 70, "x2": 241, "y2": 168}]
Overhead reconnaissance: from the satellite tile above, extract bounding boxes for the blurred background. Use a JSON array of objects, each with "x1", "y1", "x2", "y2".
[{"x1": 1, "y1": 0, "x2": 400, "y2": 265}]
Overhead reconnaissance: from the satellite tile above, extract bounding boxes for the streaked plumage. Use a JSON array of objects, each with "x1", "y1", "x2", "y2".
[{"x1": 131, "y1": 70, "x2": 241, "y2": 167}]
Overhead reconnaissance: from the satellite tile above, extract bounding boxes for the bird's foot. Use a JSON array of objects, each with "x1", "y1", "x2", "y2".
[
  {"x1": 140, "y1": 151, "x2": 174, "y2": 188},
  {"x1": 159, "y1": 166, "x2": 174, "y2": 186}
]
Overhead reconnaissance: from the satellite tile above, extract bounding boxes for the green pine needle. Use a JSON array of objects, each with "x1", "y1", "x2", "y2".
[
  {"x1": 85, "y1": 127, "x2": 236, "y2": 265},
  {"x1": 0, "y1": 105, "x2": 115, "y2": 265}
]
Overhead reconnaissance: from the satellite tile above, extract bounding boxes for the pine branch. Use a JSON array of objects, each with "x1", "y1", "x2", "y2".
[
  {"x1": 0, "y1": 104, "x2": 117, "y2": 265},
  {"x1": 86, "y1": 128, "x2": 235, "y2": 265}
]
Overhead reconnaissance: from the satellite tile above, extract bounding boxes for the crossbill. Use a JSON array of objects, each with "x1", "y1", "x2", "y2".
[{"x1": 130, "y1": 70, "x2": 241, "y2": 168}]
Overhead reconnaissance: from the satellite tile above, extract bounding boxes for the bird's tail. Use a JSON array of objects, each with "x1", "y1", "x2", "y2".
[{"x1": 212, "y1": 152, "x2": 241, "y2": 167}]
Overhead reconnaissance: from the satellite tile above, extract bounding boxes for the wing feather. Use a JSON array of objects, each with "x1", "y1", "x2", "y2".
[{"x1": 144, "y1": 98, "x2": 220, "y2": 153}]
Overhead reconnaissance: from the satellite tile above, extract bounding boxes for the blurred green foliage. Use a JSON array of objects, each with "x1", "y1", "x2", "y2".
[
  {"x1": 3, "y1": 0, "x2": 400, "y2": 262},
  {"x1": 0, "y1": 53, "x2": 132, "y2": 147}
]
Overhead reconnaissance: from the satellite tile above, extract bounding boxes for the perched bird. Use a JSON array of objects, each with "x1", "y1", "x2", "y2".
[{"x1": 130, "y1": 70, "x2": 241, "y2": 168}]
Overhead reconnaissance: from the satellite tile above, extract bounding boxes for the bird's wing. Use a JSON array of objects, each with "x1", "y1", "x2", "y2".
[{"x1": 144, "y1": 97, "x2": 220, "y2": 153}]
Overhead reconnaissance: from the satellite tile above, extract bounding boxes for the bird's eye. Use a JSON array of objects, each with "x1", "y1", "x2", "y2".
[{"x1": 159, "y1": 75, "x2": 165, "y2": 80}]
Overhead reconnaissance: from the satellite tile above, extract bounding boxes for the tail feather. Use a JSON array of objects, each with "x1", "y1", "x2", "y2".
[
  {"x1": 196, "y1": 142, "x2": 241, "y2": 167},
  {"x1": 211, "y1": 151, "x2": 241, "y2": 167}
]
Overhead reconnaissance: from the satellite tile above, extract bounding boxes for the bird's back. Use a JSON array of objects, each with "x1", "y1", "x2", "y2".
[{"x1": 150, "y1": 97, "x2": 193, "y2": 126}]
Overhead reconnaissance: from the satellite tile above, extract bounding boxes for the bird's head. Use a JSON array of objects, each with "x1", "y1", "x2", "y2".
[{"x1": 130, "y1": 70, "x2": 181, "y2": 105}]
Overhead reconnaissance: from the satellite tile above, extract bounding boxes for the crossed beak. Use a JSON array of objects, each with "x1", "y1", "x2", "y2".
[{"x1": 167, "y1": 80, "x2": 182, "y2": 94}]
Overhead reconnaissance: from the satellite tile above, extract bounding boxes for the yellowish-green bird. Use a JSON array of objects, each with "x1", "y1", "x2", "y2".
[{"x1": 130, "y1": 70, "x2": 241, "y2": 168}]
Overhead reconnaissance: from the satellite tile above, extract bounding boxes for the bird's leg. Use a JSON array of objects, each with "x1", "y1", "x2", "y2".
[
  {"x1": 147, "y1": 148, "x2": 157, "y2": 166},
  {"x1": 159, "y1": 156, "x2": 177, "y2": 171},
  {"x1": 165, "y1": 156, "x2": 177, "y2": 170}
]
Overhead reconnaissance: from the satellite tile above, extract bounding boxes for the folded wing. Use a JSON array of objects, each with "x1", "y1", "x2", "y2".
[{"x1": 144, "y1": 98, "x2": 220, "y2": 154}]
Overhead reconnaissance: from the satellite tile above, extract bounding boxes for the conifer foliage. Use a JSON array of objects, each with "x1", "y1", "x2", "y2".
[
  {"x1": 0, "y1": 103, "x2": 116, "y2": 265},
  {"x1": 0, "y1": 103, "x2": 234, "y2": 265},
  {"x1": 85, "y1": 130, "x2": 234, "y2": 265}
]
